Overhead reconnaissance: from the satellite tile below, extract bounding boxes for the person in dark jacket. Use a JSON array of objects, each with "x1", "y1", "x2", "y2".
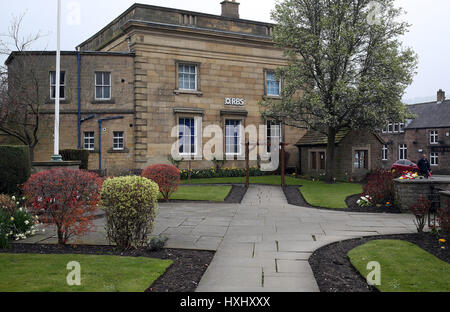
[{"x1": 417, "y1": 154, "x2": 431, "y2": 178}]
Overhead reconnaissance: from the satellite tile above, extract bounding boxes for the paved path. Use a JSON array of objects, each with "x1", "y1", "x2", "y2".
[
  {"x1": 20, "y1": 185, "x2": 417, "y2": 292},
  {"x1": 196, "y1": 186, "x2": 416, "y2": 292}
]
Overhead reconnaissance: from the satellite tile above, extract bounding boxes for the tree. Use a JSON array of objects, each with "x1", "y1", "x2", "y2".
[
  {"x1": 261, "y1": 0, "x2": 417, "y2": 182},
  {"x1": 0, "y1": 13, "x2": 45, "y2": 161}
]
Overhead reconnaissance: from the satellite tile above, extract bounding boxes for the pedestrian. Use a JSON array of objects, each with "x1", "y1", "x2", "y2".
[{"x1": 417, "y1": 154, "x2": 431, "y2": 179}]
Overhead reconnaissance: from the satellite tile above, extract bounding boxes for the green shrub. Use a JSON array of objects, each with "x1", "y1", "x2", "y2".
[
  {"x1": 60, "y1": 149, "x2": 90, "y2": 170},
  {"x1": 180, "y1": 166, "x2": 269, "y2": 180},
  {"x1": 0, "y1": 145, "x2": 31, "y2": 195},
  {"x1": 101, "y1": 176, "x2": 159, "y2": 250}
]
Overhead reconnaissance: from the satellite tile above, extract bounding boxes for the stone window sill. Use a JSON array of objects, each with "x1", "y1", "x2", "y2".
[
  {"x1": 263, "y1": 95, "x2": 281, "y2": 100},
  {"x1": 174, "y1": 89, "x2": 203, "y2": 97},
  {"x1": 91, "y1": 99, "x2": 116, "y2": 104},
  {"x1": 46, "y1": 99, "x2": 70, "y2": 104},
  {"x1": 107, "y1": 148, "x2": 129, "y2": 154}
]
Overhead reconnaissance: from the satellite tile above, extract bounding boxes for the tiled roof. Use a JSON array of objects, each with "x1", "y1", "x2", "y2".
[
  {"x1": 295, "y1": 129, "x2": 351, "y2": 146},
  {"x1": 406, "y1": 100, "x2": 450, "y2": 129}
]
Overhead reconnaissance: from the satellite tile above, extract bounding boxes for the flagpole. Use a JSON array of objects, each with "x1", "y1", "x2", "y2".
[{"x1": 52, "y1": 0, "x2": 63, "y2": 161}]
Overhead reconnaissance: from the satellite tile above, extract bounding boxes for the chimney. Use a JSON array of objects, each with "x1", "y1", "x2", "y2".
[
  {"x1": 221, "y1": 0, "x2": 240, "y2": 19},
  {"x1": 437, "y1": 89, "x2": 446, "y2": 103}
]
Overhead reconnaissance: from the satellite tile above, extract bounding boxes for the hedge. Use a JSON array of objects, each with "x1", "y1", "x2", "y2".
[
  {"x1": 0, "y1": 145, "x2": 31, "y2": 195},
  {"x1": 60, "y1": 149, "x2": 90, "y2": 170}
]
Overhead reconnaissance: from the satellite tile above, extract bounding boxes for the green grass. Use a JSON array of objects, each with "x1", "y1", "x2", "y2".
[
  {"x1": 348, "y1": 240, "x2": 450, "y2": 292},
  {"x1": 168, "y1": 185, "x2": 232, "y2": 202},
  {"x1": 0, "y1": 253, "x2": 172, "y2": 292},
  {"x1": 298, "y1": 179, "x2": 362, "y2": 209},
  {"x1": 182, "y1": 176, "x2": 362, "y2": 209},
  {"x1": 182, "y1": 175, "x2": 301, "y2": 186}
]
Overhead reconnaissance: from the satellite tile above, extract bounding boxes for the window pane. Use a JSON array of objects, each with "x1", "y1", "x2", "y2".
[
  {"x1": 103, "y1": 73, "x2": 110, "y2": 86},
  {"x1": 96, "y1": 86, "x2": 103, "y2": 99},
  {"x1": 103, "y1": 87, "x2": 110, "y2": 99},
  {"x1": 50, "y1": 72, "x2": 56, "y2": 85},
  {"x1": 96, "y1": 73, "x2": 102, "y2": 85}
]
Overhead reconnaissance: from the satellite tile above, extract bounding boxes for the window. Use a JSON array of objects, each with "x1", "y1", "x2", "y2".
[
  {"x1": 50, "y1": 71, "x2": 65, "y2": 99},
  {"x1": 95, "y1": 72, "x2": 111, "y2": 100},
  {"x1": 399, "y1": 144, "x2": 407, "y2": 160},
  {"x1": 84, "y1": 132, "x2": 95, "y2": 151},
  {"x1": 266, "y1": 121, "x2": 282, "y2": 153},
  {"x1": 225, "y1": 120, "x2": 242, "y2": 155},
  {"x1": 354, "y1": 150, "x2": 368, "y2": 169},
  {"x1": 266, "y1": 71, "x2": 281, "y2": 96},
  {"x1": 113, "y1": 131, "x2": 124, "y2": 151},
  {"x1": 382, "y1": 125, "x2": 387, "y2": 134},
  {"x1": 399, "y1": 123, "x2": 405, "y2": 133},
  {"x1": 394, "y1": 123, "x2": 399, "y2": 133},
  {"x1": 430, "y1": 153, "x2": 439, "y2": 166},
  {"x1": 382, "y1": 144, "x2": 388, "y2": 161},
  {"x1": 310, "y1": 151, "x2": 326, "y2": 170},
  {"x1": 387, "y1": 122, "x2": 393, "y2": 133},
  {"x1": 179, "y1": 118, "x2": 197, "y2": 155},
  {"x1": 178, "y1": 64, "x2": 198, "y2": 91},
  {"x1": 430, "y1": 130, "x2": 439, "y2": 144}
]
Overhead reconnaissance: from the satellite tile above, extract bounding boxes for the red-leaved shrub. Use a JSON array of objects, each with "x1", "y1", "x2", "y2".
[
  {"x1": 438, "y1": 200, "x2": 450, "y2": 233},
  {"x1": 142, "y1": 164, "x2": 180, "y2": 201},
  {"x1": 363, "y1": 169, "x2": 395, "y2": 205},
  {"x1": 23, "y1": 168, "x2": 103, "y2": 245},
  {"x1": 409, "y1": 196, "x2": 431, "y2": 233}
]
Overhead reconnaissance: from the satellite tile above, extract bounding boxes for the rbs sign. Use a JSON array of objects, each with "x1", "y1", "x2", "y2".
[{"x1": 225, "y1": 98, "x2": 245, "y2": 106}]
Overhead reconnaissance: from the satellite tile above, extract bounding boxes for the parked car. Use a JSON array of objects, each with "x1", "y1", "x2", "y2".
[{"x1": 391, "y1": 160, "x2": 420, "y2": 173}]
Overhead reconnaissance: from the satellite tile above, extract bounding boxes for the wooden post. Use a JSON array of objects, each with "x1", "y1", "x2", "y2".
[
  {"x1": 281, "y1": 142, "x2": 286, "y2": 188},
  {"x1": 245, "y1": 142, "x2": 250, "y2": 188}
]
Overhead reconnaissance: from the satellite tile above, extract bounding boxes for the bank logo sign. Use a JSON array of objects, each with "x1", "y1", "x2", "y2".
[{"x1": 225, "y1": 98, "x2": 245, "y2": 106}]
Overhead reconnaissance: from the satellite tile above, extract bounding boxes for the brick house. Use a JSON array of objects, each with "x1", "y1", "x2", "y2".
[
  {"x1": 296, "y1": 129, "x2": 384, "y2": 181},
  {"x1": 2, "y1": 2, "x2": 306, "y2": 174},
  {"x1": 380, "y1": 89, "x2": 450, "y2": 174}
]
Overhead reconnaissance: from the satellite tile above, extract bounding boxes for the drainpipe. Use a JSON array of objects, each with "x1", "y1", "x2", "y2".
[
  {"x1": 77, "y1": 52, "x2": 82, "y2": 149},
  {"x1": 98, "y1": 116, "x2": 124, "y2": 170}
]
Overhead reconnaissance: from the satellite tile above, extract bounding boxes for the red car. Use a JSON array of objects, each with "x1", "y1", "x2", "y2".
[{"x1": 391, "y1": 160, "x2": 420, "y2": 173}]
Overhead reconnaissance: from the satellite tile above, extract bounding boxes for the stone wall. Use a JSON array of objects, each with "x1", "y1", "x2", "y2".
[
  {"x1": 394, "y1": 178, "x2": 450, "y2": 212},
  {"x1": 441, "y1": 191, "x2": 450, "y2": 210}
]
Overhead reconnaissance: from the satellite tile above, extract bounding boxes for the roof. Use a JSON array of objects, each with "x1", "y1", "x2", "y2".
[
  {"x1": 5, "y1": 51, "x2": 134, "y2": 66},
  {"x1": 296, "y1": 129, "x2": 351, "y2": 146},
  {"x1": 77, "y1": 3, "x2": 274, "y2": 51},
  {"x1": 406, "y1": 100, "x2": 450, "y2": 129}
]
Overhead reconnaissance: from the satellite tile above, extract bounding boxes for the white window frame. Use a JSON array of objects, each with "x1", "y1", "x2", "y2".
[
  {"x1": 225, "y1": 119, "x2": 243, "y2": 156},
  {"x1": 399, "y1": 144, "x2": 407, "y2": 160},
  {"x1": 95, "y1": 72, "x2": 112, "y2": 100},
  {"x1": 266, "y1": 71, "x2": 281, "y2": 97},
  {"x1": 178, "y1": 63, "x2": 198, "y2": 91},
  {"x1": 113, "y1": 131, "x2": 124, "y2": 151},
  {"x1": 83, "y1": 132, "x2": 95, "y2": 151},
  {"x1": 382, "y1": 144, "x2": 388, "y2": 161},
  {"x1": 266, "y1": 121, "x2": 283, "y2": 153},
  {"x1": 430, "y1": 152, "x2": 439, "y2": 166},
  {"x1": 50, "y1": 71, "x2": 66, "y2": 100},
  {"x1": 393, "y1": 123, "x2": 400, "y2": 133},
  {"x1": 178, "y1": 117, "x2": 199, "y2": 156},
  {"x1": 430, "y1": 130, "x2": 439, "y2": 145},
  {"x1": 399, "y1": 123, "x2": 405, "y2": 133},
  {"x1": 387, "y1": 122, "x2": 393, "y2": 133}
]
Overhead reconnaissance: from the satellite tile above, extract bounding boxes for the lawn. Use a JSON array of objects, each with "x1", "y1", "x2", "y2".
[
  {"x1": 0, "y1": 253, "x2": 172, "y2": 292},
  {"x1": 181, "y1": 175, "x2": 302, "y2": 186},
  {"x1": 298, "y1": 179, "x2": 362, "y2": 209},
  {"x1": 182, "y1": 175, "x2": 362, "y2": 208},
  {"x1": 168, "y1": 185, "x2": 232, "y2": 202},
  {"x1": 348, "y1": 240, "x2": 450, "y2": 292}
]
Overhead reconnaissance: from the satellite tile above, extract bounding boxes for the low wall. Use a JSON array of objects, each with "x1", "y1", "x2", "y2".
[
  {"x1": 32, "y1": 161, "x2": 81, "y2": 174},
  {"x1": 394, "y1": 178, "x2": 450, "y2": 213}
]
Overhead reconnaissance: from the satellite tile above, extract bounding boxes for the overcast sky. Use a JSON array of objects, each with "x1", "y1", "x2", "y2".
[{"x1": 1, "y1": 0, "x2": 449, "y2": 104}]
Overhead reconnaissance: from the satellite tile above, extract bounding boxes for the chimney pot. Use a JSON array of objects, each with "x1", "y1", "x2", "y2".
[
  {"x1": 221, "y1": 0, "x2": 240, "y2": 19},
  {"x1": 437, "y1": 89, "x2": 446, "y2": 103}
]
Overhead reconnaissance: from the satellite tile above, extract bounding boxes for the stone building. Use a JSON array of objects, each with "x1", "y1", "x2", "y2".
[
  {"x1": 380, "y1": 89, "x2": 450, "y2": 174},
  {"x1": 3, "y1": 1, "x2": 305, "y2": 174},
  {"x1": 296, "y1": 129, "x2": 384, "y2": 181}
]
